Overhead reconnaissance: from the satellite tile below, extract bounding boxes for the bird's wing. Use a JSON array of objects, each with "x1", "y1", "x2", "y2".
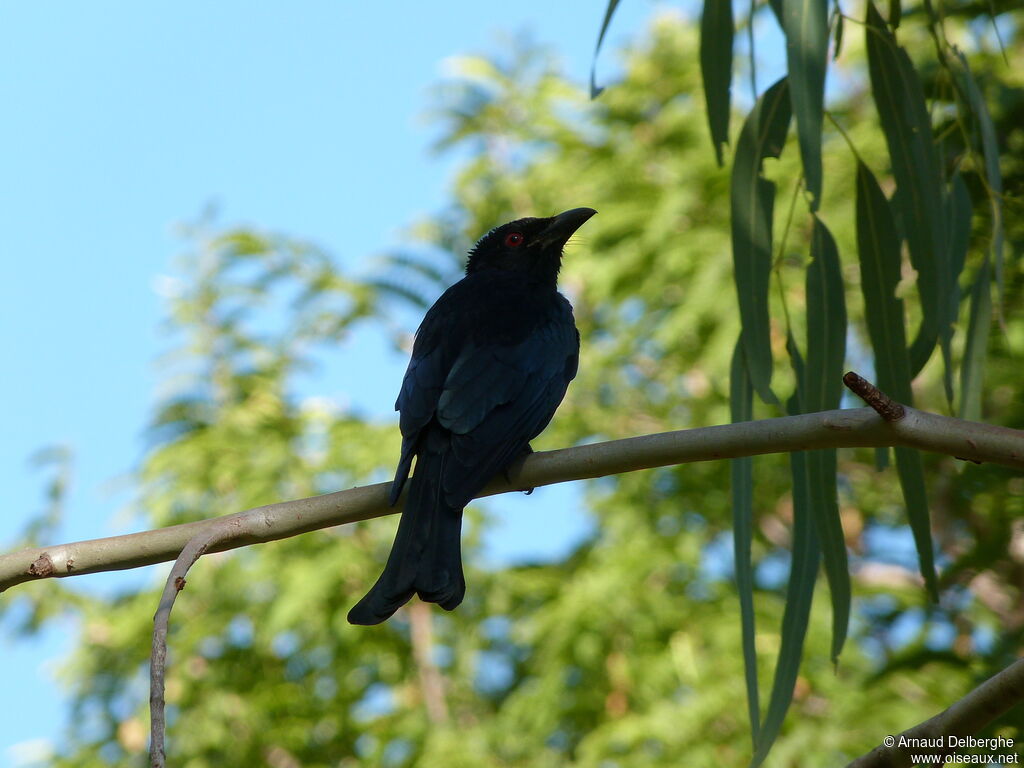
[
  {"x1": 390, "y1": 279, "x2": 578, "y2": 506},
  {"x1": 389, "y1": 343, "x2": 444, "y2": 504},
  {"x1": 389, "y1": 286, "x2": 467, "y2": 503},
  {"x1": 436, "y1": 314, "x2": 579, "y2": 507}
]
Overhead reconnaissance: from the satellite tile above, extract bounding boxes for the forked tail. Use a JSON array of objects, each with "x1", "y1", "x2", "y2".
[{"x1": 347, "y1": 449, "x2": 465, "y2": 625}]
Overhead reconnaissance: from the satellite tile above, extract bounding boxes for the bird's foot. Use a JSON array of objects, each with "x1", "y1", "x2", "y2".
[{"x1": 504, "y1": 445, "x2": 535, "y2": 494}]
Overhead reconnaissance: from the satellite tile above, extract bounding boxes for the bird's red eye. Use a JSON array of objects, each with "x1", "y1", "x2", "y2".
[{"x1": 504, "y1": 232, "x2": 524, "y2": 247}]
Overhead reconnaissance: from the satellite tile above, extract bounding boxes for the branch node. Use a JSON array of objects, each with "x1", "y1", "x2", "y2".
[
  {"x1": 843, "y1": 371, "x2": 906, "y2": 422},
  {"x1": 27, "y1": 554, "x2": 54, "y2": 577}
]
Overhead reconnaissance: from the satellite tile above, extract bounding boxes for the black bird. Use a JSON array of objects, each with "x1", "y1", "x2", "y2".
[{"x1": 347, "y1": 207, "x2": 597, "y2": 625}]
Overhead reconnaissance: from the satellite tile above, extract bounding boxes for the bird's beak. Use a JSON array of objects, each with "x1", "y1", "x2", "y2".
[{"x1": 536, "y1": 207, "x2": 597, "y2": 249}]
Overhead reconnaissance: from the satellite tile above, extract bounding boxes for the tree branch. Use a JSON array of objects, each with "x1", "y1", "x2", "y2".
[
  {"x1": 3, "y1": 406, "x2": 1022, "y2": 593},
  {"x1": 150, "y1": 520, "x2": 237, "y2": 768},
  {"x1": 846, "y1": 658, "x2": 1024, "y2": 767},
  {"x1": 408, "y1": 600, "x2": 450, "y2": 724}
]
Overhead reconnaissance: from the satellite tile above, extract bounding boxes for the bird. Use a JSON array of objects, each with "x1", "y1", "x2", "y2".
[{"x1": 347, "y1": 207, "x2": 597, "y2": 625}]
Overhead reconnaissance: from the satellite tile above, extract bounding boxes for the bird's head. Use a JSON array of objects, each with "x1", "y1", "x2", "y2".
[{"x1": 465, "y1": 207, "x2": 597, "y2": 282}]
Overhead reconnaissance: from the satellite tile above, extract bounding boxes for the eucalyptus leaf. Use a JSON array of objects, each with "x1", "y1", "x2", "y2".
[
  {"x1": 701, "y1": 0, "x2": 735, "y2": 165},
  {"x1": 730, "y1": 77, "x2": 792, "y2": 406}
]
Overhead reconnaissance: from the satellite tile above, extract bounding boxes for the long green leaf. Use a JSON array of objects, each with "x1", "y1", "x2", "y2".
[
  {"x1": 848, "y1": 161, "x2": 890, "y2": 440},
  {"x1": 833, "y1": 6, "x2": 845, "y2": 61},
  {"x1": 782, "y1": 0, "x2": 829, "y2": 209},
  {"x1": 730, "y1": 338, "x2": 760, "y2": 745},
  {"x1": 745, "y1": 337, "x2": 818, "y2": 765},
  {"x1": 889, "y1": 0, "x2": 902, "y2": 28},
  {"x1": 786, "y1": 329, "x2": 806, "y2": 411},
  {"x1": 893, "y1": 446, "x2": 939, "y2": 600},
  {"x1": 856, "y1": 161, "x2": 938, "y2": 599},
  {"x1": 589, "y1": 0, "x2": 622, "y2": 98},
  {"x1": 805, "y1": 218, "x2": 847, "y2": 420},
  {"x1": 751, "y1": 449, "x2": 820, "y2": 767},
  {"x1": 874, "y1": 446, "x2": 890, "y2": 471},
  {"x1": 941, "y1": 172, "x2": 972, "y2": 406},
  {"x1": 701, "y1": 0, "x2": 735, "y2": 166},
  {"x1": 855, "y1": 161, "x2": 913, "y2": 404},
  {"x1": 731, "y1": 77, "x2": 792, "y2": 406},
  {"x1": 955, "y1": 50, "x2": 1004, "y2": 304},
  {"x1": 804, "y1": 217, "x2": 849, "y2": 662},
  {"x1": 865, "y1": 1, "x2": 948, "y2": 377},
  {"x1": 959, "y1": 257, "x2": 992, "y2": 422}
]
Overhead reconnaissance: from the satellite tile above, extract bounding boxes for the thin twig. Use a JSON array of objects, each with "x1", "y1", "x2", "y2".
[
  {"x1": 747, "y1": 0, "x2": 758, "y2": 100},
  {"x1": 847, "y1": 658, "x2": 1024, "y2": 767},
  {"x1": 843, "y1": 371, "x2": 906, "y2": 422},
  {"x1": 3, "y1": 407, "x2": 1023, "y2": 594},
  {"x1": 772, "y1": 175, "x2": 804, "y2": 335},
  {"x1": 825, "y1": 110, "x2": 864, "y2": 165},
  {"x1": 150, "y1": 520, "x2": 237, "y2": 768}
]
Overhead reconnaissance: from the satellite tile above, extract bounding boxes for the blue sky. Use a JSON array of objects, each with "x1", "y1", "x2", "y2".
[{"x1": 0, "y1": 2, "x2": 667, "y2": 764}]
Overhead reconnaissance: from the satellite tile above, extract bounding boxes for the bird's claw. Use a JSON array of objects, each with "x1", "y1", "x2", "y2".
[{"x1": 503, "y1": 445, "x2": 535, "y2": 490}]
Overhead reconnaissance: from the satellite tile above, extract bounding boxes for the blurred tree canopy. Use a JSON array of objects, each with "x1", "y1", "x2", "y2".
[{"x1": 3, "y1": 5, "x2": 1023, "y2": 767}]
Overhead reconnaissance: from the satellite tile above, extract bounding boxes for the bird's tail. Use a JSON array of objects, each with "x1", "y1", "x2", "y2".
[{"x1": 347, "y1": 448, "x2": 466, "y2": 625}]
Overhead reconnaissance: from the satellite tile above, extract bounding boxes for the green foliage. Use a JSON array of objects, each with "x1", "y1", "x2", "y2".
[
  {"x1": 730, "y1": 77, "x2": 791, "y2": 407},
  {"x1": 699, "y1": 0, "x2": 733, "y2": 165},
  {"x1": 854, "y1": 161, "x2": 912, "y2": 406},
  {"x1": 5, "y1": 9, "x2": 1023, "y2": 767},
  {"x1": 864, "y1": 0, "x2": 951, "y2": 378},
  {"x1": 729, "y1": 341, "x2": 759, "y2": 745},
  {"x1": 802, "y1": 217, "x2": 848, "y2": 664},
  {"x1": 690, "y1": 0, "x2": 1023, "y2": 756},
  {"x1": 782, "y1": 0, "x2": 829, "y2": 209}
]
